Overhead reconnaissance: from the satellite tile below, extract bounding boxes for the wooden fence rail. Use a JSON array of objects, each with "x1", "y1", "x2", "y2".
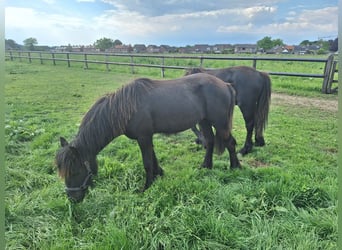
[{"x1": 5, "y1": 50, "x2": 338, "y2": 94}]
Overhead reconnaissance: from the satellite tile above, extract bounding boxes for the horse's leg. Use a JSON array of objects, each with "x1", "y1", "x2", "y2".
[
  {"x1": 239, "y1": 106, "x2": 254, "y2": 155},
  {"x1": 137, "y1": 135, "x2": 156, "y2": 190},
  {"x1": 255, "y1": 134, "x2": 265, "y2": 147},
  {"x1": 191, "y1": 125, "x2": 206, "y2": 147},
  {"x1": 225, "y1": 135, "x2": 241, "y2": 169},
  {"x1": 199, "y1": 120, "x2": 214, "y2": 169},
  {"x1": 152, "y1": 150, "x2": 164, "y2": 177},
  {"x1": 215, "y1": 128, "x2": 241, "y2": 169}
]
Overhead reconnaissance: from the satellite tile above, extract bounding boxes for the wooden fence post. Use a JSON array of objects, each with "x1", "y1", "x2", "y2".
[
  {"x1": 39, "y1": 52, "x2": 43, "y2": 64},
  {"x1": 161, "y1": 57, "x2": 165, "y2": 78},
  {"x1": 84, "y1": 54, "x2": 88, "y2": 69},
  {"x1": 52, "y1": 53, "x2": 56, "y2": 66},
  {"x1": 9, "y1": 51, "x2": 13, "y2": 61},
  {"x1": 199, "y1": 57, "x2": 204, "y2": 67},
  {"x1": 326, "y1": 60, "x2": 338, "y2": 94},
  {"x1": 66, "y1": 53, "x2": 71, "y2": 67},
  {"x1": 321, "y1": 54, "x2": 334, "y2": 93},
  {"x1": 252, "y1": 59, "x2": 257, "y2": 69},
  {"x1": 130, "y1": 55, "x2": 134, "y2": 74},
  {"x1": 105, "y1": 54, "x2": 109, "y2": 71},
  {"x1": 28, "y1": 52, "x2": 32, "y2": 63},
  {"x1": 19, "y1": 51, "x2": 22, "y2": 62}
]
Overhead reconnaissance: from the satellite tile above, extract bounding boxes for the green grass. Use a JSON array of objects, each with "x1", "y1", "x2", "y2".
[{"x1": 5, "y1": 60, "x2": 337, "y2": 249}]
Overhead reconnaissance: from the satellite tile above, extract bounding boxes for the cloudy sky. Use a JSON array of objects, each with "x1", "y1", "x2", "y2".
[{"x1": 5, "y1": 0, "x2": 338, "y2": 46}]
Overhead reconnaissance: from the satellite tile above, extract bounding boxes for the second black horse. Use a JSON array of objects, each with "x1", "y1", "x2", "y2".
[{"x1": 185, "y1": 66, "x2": 271, "y2": 155}]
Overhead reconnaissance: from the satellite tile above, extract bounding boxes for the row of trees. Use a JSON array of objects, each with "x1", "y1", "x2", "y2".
[
  {"x1": 5, "y1": 37, "x2": 124, "y2": 52},
  {"x1": 256, "y1": 36, "x2": 338, "y2": 52},
  {"x1": 5, "y1": 36, "x2": 338, "y2": 52}
]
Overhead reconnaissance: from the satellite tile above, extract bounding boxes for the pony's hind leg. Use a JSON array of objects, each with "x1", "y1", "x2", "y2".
[
  {"x1": 254, "y1": 128, "x2": 265, "y2": 147},
  {"x1": 199, "y1": 120, "x2": 214, "y2": 169},
  {"x1": 225, "y1": 135, "x2": 241, "y2": 169},
  {"x1": 216, "y1": 128, "x2": 241, "y2": 169},
  {"x1": 239, "y1": 109, "x2": 255, "y2": 155}
]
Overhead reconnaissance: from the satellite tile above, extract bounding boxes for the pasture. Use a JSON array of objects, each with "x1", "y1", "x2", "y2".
[{"x1": 5, "y1": 59, "x2": 337, "y2": 249}]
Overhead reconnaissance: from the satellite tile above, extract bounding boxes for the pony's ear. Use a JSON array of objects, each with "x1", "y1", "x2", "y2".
[{"x1": 60, "y1": 137, "x2": 69, "y2": 147}]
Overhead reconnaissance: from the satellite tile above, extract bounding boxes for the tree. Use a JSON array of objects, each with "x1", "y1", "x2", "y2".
[
  {"x1": 300, "y1": 40, "x2": 311, "y2": 46},
  {"x1": 113, "y1": 39, "x2": 123, "y2": 46},
  {"x1": 257, "y1": 36, "x2": 285, "y2": 52},
  {"x1": 257, "y1": 36, "x2": 273, "y2": 51},
  {"x1": 5, "y1": 39, "x2": 21, "y2": 50},
  {"x1": 273, "y1": 38, "x2": 284, "y2": 47},
  {"x1": 23, "y1": 37, "x2": 38, "y2": 50},
  {"x1": 94, "y1": 37, "x2": 114, "y2": 52},
  {"x1": 329, "y1": 38, "x2": 338, "y2": 52},
  {"x1": 66, "y1": 44, "x2": 73, "y2": 52}
]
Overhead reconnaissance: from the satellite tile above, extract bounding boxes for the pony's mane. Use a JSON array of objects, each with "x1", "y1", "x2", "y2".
[
  {"x1": 56, "y1": 78, "x2": 156, "y2": 178},
  {"x1": 56, "y1": 145, "x2": 79, "y2": 178},
  {"x1": 186, "y1": 67, "x2": 204, "y2": 75},
  {"x1": 76, "y1": 78, "x2": 155, "y2": 152}
]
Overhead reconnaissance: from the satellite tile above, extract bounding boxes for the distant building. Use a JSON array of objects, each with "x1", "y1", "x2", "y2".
[
  {"x1": 193, "y1": 44, "x2": 212, "y2": 53},
  {"x1": 146, "y1": 45, "x2": 160, "y2": 53},
  {"x1": 234, "y1": 44, "x2": 257, "y2": 54},
  {"x1": 106, "y1": 44, "x2": 133, "y2": 53},
  {"x1": 133, "y1": 44, "x2": 147, "y2": 53}
]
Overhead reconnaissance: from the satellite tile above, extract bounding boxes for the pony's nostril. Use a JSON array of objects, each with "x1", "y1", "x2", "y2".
[{"x1": 69, "y1": 196, "x2": 82, "y2": 203}]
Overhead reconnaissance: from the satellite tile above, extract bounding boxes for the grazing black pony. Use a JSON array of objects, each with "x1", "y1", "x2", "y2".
[
  {"x1": 185, "y1": 66, "x2": 271, "y2": 155},
  {"x1": 56, "y1": 73, "x2": 240, "y2": 203}
]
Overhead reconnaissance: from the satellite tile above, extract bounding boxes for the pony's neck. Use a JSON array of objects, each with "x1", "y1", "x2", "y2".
[{"x1": 74, "y1": 124, "x2": 121, "y2": 156}]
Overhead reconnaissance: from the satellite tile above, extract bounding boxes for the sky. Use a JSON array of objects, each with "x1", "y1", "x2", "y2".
[{"x1": 4, "y1": 0, "x2": 339, "y2": 47}]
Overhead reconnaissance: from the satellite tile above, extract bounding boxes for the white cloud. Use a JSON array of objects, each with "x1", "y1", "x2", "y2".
[
  {"x1": 5, "y1": 7, "x2": 95, "y2": 45},
  {"x1": 4, "y1": 2, "x2": 338, "y2": 46}
]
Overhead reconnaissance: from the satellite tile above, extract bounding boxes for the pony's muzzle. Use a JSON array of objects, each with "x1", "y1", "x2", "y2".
[{"x1": 66, "y1": 190, "x2": 86, "y2": 203}]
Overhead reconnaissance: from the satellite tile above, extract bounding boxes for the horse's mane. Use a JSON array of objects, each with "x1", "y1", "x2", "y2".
[
  {"x1": 76, "y1": 78, "x2": 155, "y2": 153},
  {"x1": 185, "y1": 67, "x2": 205, "y2": 75}
]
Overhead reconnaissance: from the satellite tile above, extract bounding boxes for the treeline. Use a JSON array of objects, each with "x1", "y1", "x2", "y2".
[{"x1": 5, "y1": 36, "x2": 338, "y2": 53}]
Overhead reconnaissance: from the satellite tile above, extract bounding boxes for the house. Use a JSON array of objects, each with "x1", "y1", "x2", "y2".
[
  {"x1": 193, "y1": 44, "x2": 212, "y2": 53},
  {"x1": 213, "y1": 44, "x2": 234, "y2": 54},
  {"x1": 234, "y1": 44, "x2": 257, "y2": 54},
  {"x1": 106, "y1": 44, "x2": 133, "y2": 53},
  {"x1": 146, "y1": 45, "x2": 160, "y2": 53},
  {"x1": 133, "y1": 44, "x2": 147, "y2": 53}
]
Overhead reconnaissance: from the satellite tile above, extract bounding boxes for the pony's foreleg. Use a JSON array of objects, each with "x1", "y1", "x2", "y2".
[
  {"x1": 137, "y1": 136, "x2": 156, "y2": 190},
  {"x1": 191, "y1": 126, "x2": 206, "y2": 147},
  {"x1": 199, "y1": 121, "x2": 214, "y2": 169}
]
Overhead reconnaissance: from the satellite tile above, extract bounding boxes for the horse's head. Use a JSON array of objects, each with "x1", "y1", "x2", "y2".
[
  {"x1": 184, "y1": 67, "x2": 204, "y2": 76},
  {"x1": 56, "y1": 137, "x2": 98, "y2": 203}
]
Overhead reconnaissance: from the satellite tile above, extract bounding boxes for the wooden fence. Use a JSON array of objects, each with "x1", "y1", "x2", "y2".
[{"x1": 5, "y1": 50, "x2": 338, "y2": 94}]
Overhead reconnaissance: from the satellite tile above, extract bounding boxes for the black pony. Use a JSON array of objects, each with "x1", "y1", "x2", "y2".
[
  {"x1": 56, "y1": 73, "x2": 240, "y2": 203},
  {"x1": 185, "y1": 66, "x2": 271, "y2": 155}
]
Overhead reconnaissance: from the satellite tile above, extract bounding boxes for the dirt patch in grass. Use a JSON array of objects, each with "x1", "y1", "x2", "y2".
[
  {"x1": 247, "y1": 159, "x2": 270, "y2": 168},
  {"x1": 271, "y1": 93, "x2": 338, "y2": 112}
]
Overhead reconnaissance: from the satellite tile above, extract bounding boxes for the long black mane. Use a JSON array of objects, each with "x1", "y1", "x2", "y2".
[{"x1": 75, "y1": 78, "x2": 155, "y2": 154}]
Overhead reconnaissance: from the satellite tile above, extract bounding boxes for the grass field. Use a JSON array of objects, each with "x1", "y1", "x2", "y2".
[{"x1": 5, "y1": 59, "x2": 338, "y2": 249}]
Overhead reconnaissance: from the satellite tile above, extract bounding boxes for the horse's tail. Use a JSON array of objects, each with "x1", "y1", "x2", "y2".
[
  {"x1": 255, "y1": 72, "x2": 272, "y2": 137},
  {"x1": 215, "y1": 83, "x2": 236, "y2": 155}
]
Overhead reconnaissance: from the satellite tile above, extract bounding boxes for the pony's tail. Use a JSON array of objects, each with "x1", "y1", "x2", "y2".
[
  {"x1": 215, "y1": 84, "x2": 236, "y2": 155},
  {"x1": 255, "y1": 72, "x2": 272, "y2": 137}
]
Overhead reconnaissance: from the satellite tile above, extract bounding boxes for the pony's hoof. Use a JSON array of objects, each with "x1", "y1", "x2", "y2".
[
  {"x1": 255, "y1": 138, "x2": 265, "y2": 147},
  {"x1": 239, "y1": 147, "x2": 251, "y2": 156}
]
